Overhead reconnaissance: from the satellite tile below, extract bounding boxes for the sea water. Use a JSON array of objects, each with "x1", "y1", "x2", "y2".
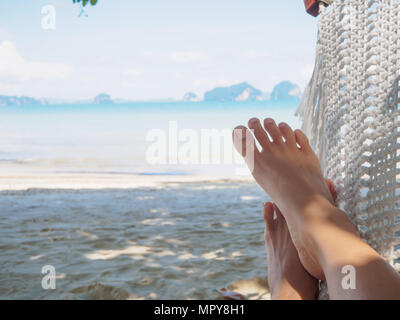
[
  {"x1": 0, "y1": 101, "x2": 300, "y2": 177},
  {"x1": 0, "y1": 101, "x2": 300, "y2": 299}
]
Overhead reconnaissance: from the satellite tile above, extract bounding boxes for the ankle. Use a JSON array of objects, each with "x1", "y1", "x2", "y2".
[
  {"x1": 292, "y1": 194, "x2": 338, "y2": 226},
  {"x1": 296, "y1": 198, "x2": 362, "y2": 270},
  {"x1": 301, "y1": 206, "x2": 375, "y2": 275}
]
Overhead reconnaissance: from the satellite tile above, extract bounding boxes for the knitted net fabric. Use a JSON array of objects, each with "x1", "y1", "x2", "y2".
[{"x1": 297, "y1": 0, "x2": 400, "y2": 299}]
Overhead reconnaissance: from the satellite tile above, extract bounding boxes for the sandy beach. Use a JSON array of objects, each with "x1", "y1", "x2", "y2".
[
  {"x1": 0, "y1": 172, "x2": 253, "y2": 191},
  {"x1": 0, "y1": 174, "x2": 271, "y2": 300},
  {"x1": 0, "y1": 101, "x2": 296, "y2": 299}
]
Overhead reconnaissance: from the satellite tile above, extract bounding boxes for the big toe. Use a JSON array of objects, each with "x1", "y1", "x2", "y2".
[
  {"x1": 232, "y1": 125, "x2": 260, "y2": 171},
  {"x1": 233, "y1": 126, "x2": 252, "y2": 156},
  {"x1": 263, "y1": 202, "x2": 275, "y2": 234}
]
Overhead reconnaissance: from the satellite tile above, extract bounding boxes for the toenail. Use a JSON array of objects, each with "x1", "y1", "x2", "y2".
[
  {"x1": 279, "y1": 123, "x2": 287, "y2": 128},
  {"x1": 234, "y1": 127, "x2": 247, "y2": 138},
  {"x1": 233, "y1": 127, "x2": 246, "y2": 140},
  {"x1": 265, "y1": 118, "x2": 274, "y2": 124},
  {"x1": 249, "y1": 118, "x2": 259, "y2": 125}
]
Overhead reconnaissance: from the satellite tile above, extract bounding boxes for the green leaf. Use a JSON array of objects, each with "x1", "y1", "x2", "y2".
[{"x1": 72, "y1": 0, "x2": 98, "y2": 6}]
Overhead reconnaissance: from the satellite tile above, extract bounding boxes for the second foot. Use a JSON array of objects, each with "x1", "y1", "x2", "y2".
[{"x1": 264, "y1": 202, "x2": 318, "y2": 300}]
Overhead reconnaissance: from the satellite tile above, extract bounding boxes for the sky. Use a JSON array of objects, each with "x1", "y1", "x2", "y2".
[{"x1": 0, "y1": 0, "x2": 318, "y2": 101}]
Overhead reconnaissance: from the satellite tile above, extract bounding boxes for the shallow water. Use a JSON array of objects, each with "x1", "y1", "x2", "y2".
[
  {"x1": 0, "y1": 180, "x2": 271, "y2": 300},
  {"x1": 0, "y1": 101, "x2": 300, "y2": 177},
  {"x1": 0, "y1": 101, "x2": 297, "y2": 299}
]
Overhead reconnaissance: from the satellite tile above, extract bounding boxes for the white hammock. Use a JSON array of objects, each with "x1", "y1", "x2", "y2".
[{"x1": 297, "y1": 0, "x2": 400, "y2": 299}]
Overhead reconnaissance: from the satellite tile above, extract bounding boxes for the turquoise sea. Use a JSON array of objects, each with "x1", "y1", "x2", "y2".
[
  {"x1": 0, "y1": 101, "x2": 300, "y2": 299},
  {"x1": 0, "y1": 101, "x2": 300, "y2": 177}
]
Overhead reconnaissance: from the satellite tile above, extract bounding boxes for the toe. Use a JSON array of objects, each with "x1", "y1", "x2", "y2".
[
  {"x1": 232, "y1": 125, "x2": 260, "y2": 168},
  {"x1": 263, "y1": 202, "x2": 275, "y2": 232},
  {"x1": 233, "y1": 126, "x2": 254, "y2": 157},
  {"x1": 248, "y1": 118, "x2": 270, "y2": 149},
  {"x1": 278, "y1": 122, "x2": 296, "y2": 147},
  {"x1": 273, "y1": 203, "x2": 284, "y2": 222},
  {"x1": 325, "y1": 178, "x2": 338, "y2": 203},
  {"x1": 294, "y1": 129, "x2": 312, "y2": 152},
  {"x1": 263, "y1": 118, "x2": 283, "y2": 144}
]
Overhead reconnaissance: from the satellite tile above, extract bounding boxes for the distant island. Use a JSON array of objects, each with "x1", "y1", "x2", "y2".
[
  {"x1": 0, "y1": 95, "x2": 47, "y2": 106},
  {"x1": 187, "y1": 81, "x2": 301, "y2": 103},
  {"x1": 182, "y1": 92, "x2": 200, "y2": 102},
  {"x1": 203, "y1": 82, "x2": 263, "y2": 102},
  {"x1": 270, "y1": 81, "x2": 301, "y2": 102},
  {"x1": 0, "y1": 81, "x2": 301, "y2": 106},
  {"x1": 93, "y1": 93, "x2": 113, "y2": 104}
]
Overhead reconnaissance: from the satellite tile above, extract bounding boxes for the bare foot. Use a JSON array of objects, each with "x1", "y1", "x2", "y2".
[
  {"x1": 264, "y1": 202, "x2": 319, "y2": 300},
  {"x1": 265, "y1": 178, "x2": 336, "y2": 299},
  {"x1": 233, "y1": 119, "x2": 354, "y2": 280}
]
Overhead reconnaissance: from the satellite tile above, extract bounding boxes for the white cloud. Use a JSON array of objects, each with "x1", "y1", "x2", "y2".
[
  {"x1": 141, "y1": 50, "x2": 154, "y2": 57},
  {"x1": 172, "y1": 71, "x2": 183, "y2": 79},
  {"x1": 169, "y1": 51, "x2": 207, "y2": 64},
  {"x1": 216, "y1": 78, "x2": 236, "y2": 87},
  {"x1": 244, "y1": 50, "x2": 268, "y2": 60},
  {"x1": 124, "y1": 67, "x2": 142, "y2": 77},
  {"x1": 121, "y1": 80, "x2": 137, "y2": 89},
  {"x1": 193, "y1": 77, "x2": 239, "y2": 90},
  {"x1": 193, "y1": 77, "x2": 211, "y2": 88},
  {"x1": 0, "y1": 28, "x2": 12, "y2": 40},
  {"x1": 0, "y1": 40, "x2": 73, "y2": 81}
]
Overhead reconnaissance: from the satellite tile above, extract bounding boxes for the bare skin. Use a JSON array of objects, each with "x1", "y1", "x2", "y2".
[
  {"x1": 265, "y1": 179, "x2": 337, "y2": 300},
  {"x1": 264, "y1": 202, "x2": 318, "y2": 300},
  {"x1": 233, "y1": 118, "x2": 400, "y2": 299}
]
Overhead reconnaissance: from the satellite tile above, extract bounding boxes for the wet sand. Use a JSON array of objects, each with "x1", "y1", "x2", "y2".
[
  {"x1": 0, "y1": 177, "x2": 271, "y2": 300},
  {"x1": 0, "y1": 172, "x2": 253, "y2": 191}
]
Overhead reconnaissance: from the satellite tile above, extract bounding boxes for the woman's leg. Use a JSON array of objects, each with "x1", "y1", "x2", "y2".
[
  {"x1": 304, "y1": 202, "x2": 400, "y2": 299},
  {"x1": 265, "y1": 178, "x2": 336, "y2": 300},
  {"x1": 264, "y1": 202, "x2": 318, "y2": 300},
  {"x1": 233, "y1": 118, "x2": 400, "y2": 299}
]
